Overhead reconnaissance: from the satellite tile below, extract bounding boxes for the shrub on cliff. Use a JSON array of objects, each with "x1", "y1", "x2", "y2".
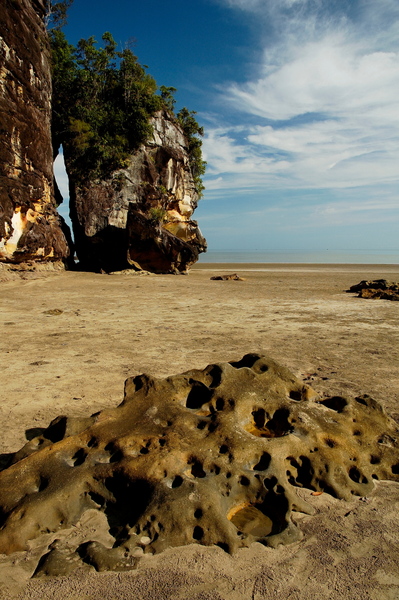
[{"x1": 50, "y1": 31, "x2": 206, "y2": 196}]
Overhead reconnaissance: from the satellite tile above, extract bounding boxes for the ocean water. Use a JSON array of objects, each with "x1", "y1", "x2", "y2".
[{"x1": 198, "y1": 250, "x2": 399, "y2": 264}]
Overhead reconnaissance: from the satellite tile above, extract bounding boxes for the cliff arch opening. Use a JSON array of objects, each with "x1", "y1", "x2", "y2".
[{"x1": 53, "y1": 148, "x2": 75, "y2": 267}]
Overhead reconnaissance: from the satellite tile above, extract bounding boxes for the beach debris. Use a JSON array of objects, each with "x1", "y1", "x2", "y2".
[
  {"x1": 346, "y1": 280, "x2": 399, "y2": 301},
  {"x1": 43, "y1": 309, "x2": 64, "y2": 316},
  {"x1": 0, "y1": 353, "x2": 398, "y2": 577},
  {"x1": 210, "y1": 273, "x2": 246, "y2": 281}
]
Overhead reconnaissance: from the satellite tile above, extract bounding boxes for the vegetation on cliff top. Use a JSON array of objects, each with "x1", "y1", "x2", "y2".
[{"x1": 50, "y1": 29, "x2": 206, "y2": 196}]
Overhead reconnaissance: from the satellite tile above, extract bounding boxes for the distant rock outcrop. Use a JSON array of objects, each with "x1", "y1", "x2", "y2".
[
  {"x1": 210, "y1": 274, "x2": 246, "y2": 281},
  {"x1": 0, "y1": 0, "x2": 69, "y2": 264},
  {"x1": 1, "y1": 353, "x2": 398, "y2": 576},
  {"x1": 347, "y1": 280, "x2": 399, "y2": 301},
  {"x1": 64, "y1": 110, "x2": 207, "y2": 273}
]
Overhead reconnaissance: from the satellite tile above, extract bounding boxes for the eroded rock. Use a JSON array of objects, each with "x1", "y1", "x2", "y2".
[
  {"x1": 347, "y1": 280, "x2": 399, "y2": 301},
  {"x1": 65, "y1": 110, "x2": 206, "y2": 273},
  {"x1": 0, "y1": 354, "x2": 398, "y2": 577},
  {"x1": 0, "y1": 0, "x2": 69, "y2": 264}
]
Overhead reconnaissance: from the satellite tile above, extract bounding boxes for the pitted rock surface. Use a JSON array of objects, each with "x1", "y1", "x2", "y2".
[
  {"x1": 65, "y1": 110, "x2": 206, "y2": 273},
  {"x1": 347, "y1": 279, "x2": 399, "y2": 301},
  {"x1": 0, "y1": 354, "x2": 398, "y2": 577},
  {"x1": 0, "y1": 0, "x2": 69, "y2": 264}
]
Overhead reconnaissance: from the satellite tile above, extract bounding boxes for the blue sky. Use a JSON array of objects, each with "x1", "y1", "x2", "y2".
[{"x1": 54, "y1": 0, "x2": 399, "y2": 251}]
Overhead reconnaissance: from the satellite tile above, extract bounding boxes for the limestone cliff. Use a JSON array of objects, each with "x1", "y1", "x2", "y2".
[
  {"x1": 64, "y1": 110, "x2": 207, "y2": 273},
  {"x1": 0, "y1": 0, "x2": 68, "y2": 263}
]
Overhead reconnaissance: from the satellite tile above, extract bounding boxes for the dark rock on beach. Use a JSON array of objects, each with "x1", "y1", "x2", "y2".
[{"x1": 347, "y1": 279, "x2": 399, "y2": 301}]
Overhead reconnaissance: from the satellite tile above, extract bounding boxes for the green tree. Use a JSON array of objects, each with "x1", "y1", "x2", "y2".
[
  {"x1": 177, "y1": 108, "x2": 207, "y2": 197},
  {"x1": 45, "y1": 0, "x2": 73, "y2": 31},
  {"x1": 159, "y1": 86, "x2": 177, "y2": 112},
  {"x1": 50, "y1": 30, "x2": 206, "y2": 194}
]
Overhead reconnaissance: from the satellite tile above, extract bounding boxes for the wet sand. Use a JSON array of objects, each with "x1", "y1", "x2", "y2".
[{"x1": 1, "y1": 263, "x2": 399, "y2": 599}]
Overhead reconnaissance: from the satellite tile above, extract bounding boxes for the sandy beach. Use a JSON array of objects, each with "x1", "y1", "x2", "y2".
[{"x1": 1, "y1": 263, "x2": 399, "y2": 599}]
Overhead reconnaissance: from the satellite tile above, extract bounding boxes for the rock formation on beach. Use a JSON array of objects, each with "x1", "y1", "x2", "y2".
[
  {"x1": 347, "y1": 279, "x2": 399, "y2": 301},
  {"x1": 64, "y1": 110, "x2": 206, "y2": 273},
  {"x1": 0, "y1": 353, "x2": 398, "y2": 577},
  {"x1": 0, "y1": 0, "x2": 69, "y2": 264}
]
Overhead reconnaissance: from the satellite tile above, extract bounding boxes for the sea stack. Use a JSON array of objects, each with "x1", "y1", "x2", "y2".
[{"x1": 64, "y1": 110, "x2": 207, "y2": 273}]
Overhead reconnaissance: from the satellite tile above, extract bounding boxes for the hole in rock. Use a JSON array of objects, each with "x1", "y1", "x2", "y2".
[
  {"x1": 355, "y1": 396, "x2": 367, "y2": 406},
  {"x1": 45, "y1": 416, "x2": 67, "y2": 443},
  {"x1": 219, "y1": 445, "x2": 228, "y2": 454},
  {"x1": 159, "y1": 439, "x2": 166, "y2": 447},
  {"x1": 230, "y1": 505, "x2": 273, "y2": 538},
  {"x1": 353, "y1": 430, "x2": 362, "y2": 437},
  {"x1": 214, "y1": 465, "x2": 221, "y2": 475},
  {"x1": 38, "y1": 477, "x2": 49, "y2": 492},
  {"x1": 320, "y1": 397, "x2": 348, "y2": 413},
  {"x1": 226, "y1": 472, "x2": 232, "y2": 479},
  {"x1": 87, "y1": 437, "x2": 97, "y2": 448},
  {"x1": 240, "y1": 476, "x2": 250, "y2": 486},
  {"x1": 132, "y1": 376, "x2": 144, "y2": 392},
  {"x1": 110, "y1": 450, "x2": 124, "y2": 463},
  {"x1": 172, "y1": 476, "x2": 183, "y2": 488},
  {"x1": 104, "y1": 475, "x2": 153, "y2": 535},
  {"x1": 197, "y1": 421, "x2": 207, "y2": 430},
  {"x1": 372, "y1": 474, "x2": 379, "y2": 479},
  {"x1": 392, "y1": 464, "x2": 399, "y2": 475},
  {"x1": 186, "y1": 380, "x2": 213, "y2": 409},
  {"x1": 266, "y1": 409, "x2": 293, "y2": 437},
  {"x1": 89, "y1": 491, "x2": 105, "y2": 507},
  {"x1": 208, "y1": 423, "x2": 218, "y2": 433},
  {"x1": 252, "y1": 408, "x2": 266, "y2": 428},
  {"x1": 194, "y1": 509, "x2": 203, "y2": 519},
  {"x1": 104, "y1": 442, "x2": 116, "y2": 453},
  {"x1": 264, "y1": 476, "x2": 277, "y2": 490},
  {"x1": 325, "y1": 439, "x2": 337, "y2": 448},
  {"x1": 247, "y1": 408, "x2": 293, "y2": 438},
  {"x1": 253, "y1": 452, "x2": 271, "y2": 471},
  {"x1": 259, "y1": 364, "x2": 268, "y2": 373},
  {"x1": 230, "y1": 354, "x2": 259, "y2": 370},
  {"x1": 288, "y1": 456, "x2": 315, "y2": 489},
  {"x1": 348, "y1": 467, "x2": 368, "y2": 484},
  {"x1": 289, "y1": 391, "x2": 302, "y2": 402},
  {"x1": 72, "y1": 448, "x2": 87, "y2": 466},
  {"x1": 260, "y1": 490, "x2": 289, "y2": 535},
  {"x1": 140, "y1": 448, "x2": 149, "y2": 455},
  {"x1": 215, "y1": 398, "x2": 225, "y2": 411},
  {"x1": 216, "y1": 542, "x2": 229, "y2": 552},
  {"x1": 276, "y1": 485, "x2": 284, "y2": 494},
  {"x1": 229, "y1": 399, "x2": 235, "y2": 408},
  {"x1": 25, "y1": 427, "x2": 46, "y2": 441},
  {"x1": 370, "y1": 456, "x2": 380, "y2": 465},
  {"x1": 193, "y1": 526, "x2": 204, "y2": 540},
  {"x1": 191, "y1": 461, "x2": 206, "y2": 478},
  {"x1": 207, "y1": 365, "x2": 223, "y2": 388}
]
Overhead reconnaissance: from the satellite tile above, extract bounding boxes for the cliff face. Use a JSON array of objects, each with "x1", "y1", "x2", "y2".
[
  {"x1": 0, "y1": 0, "x2": 68, "y2": 263},
  {"x1": 65, "y1": 111, "x2": 207, "y2": 273}
]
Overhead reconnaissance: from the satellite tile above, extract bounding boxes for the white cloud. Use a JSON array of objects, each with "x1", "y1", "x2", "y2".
[{"x1": 204, "y1": 0, "x2": 399, "y2": 197}]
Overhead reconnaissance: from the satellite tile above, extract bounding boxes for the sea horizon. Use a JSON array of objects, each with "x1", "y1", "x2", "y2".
[{"x1": 198, "y1": 249, "x2": 399, "y2": 265}]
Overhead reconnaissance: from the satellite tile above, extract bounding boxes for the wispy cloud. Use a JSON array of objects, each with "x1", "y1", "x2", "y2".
[{"x1": 204, "y1": 0, "x2": 399, "y2": 197}]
